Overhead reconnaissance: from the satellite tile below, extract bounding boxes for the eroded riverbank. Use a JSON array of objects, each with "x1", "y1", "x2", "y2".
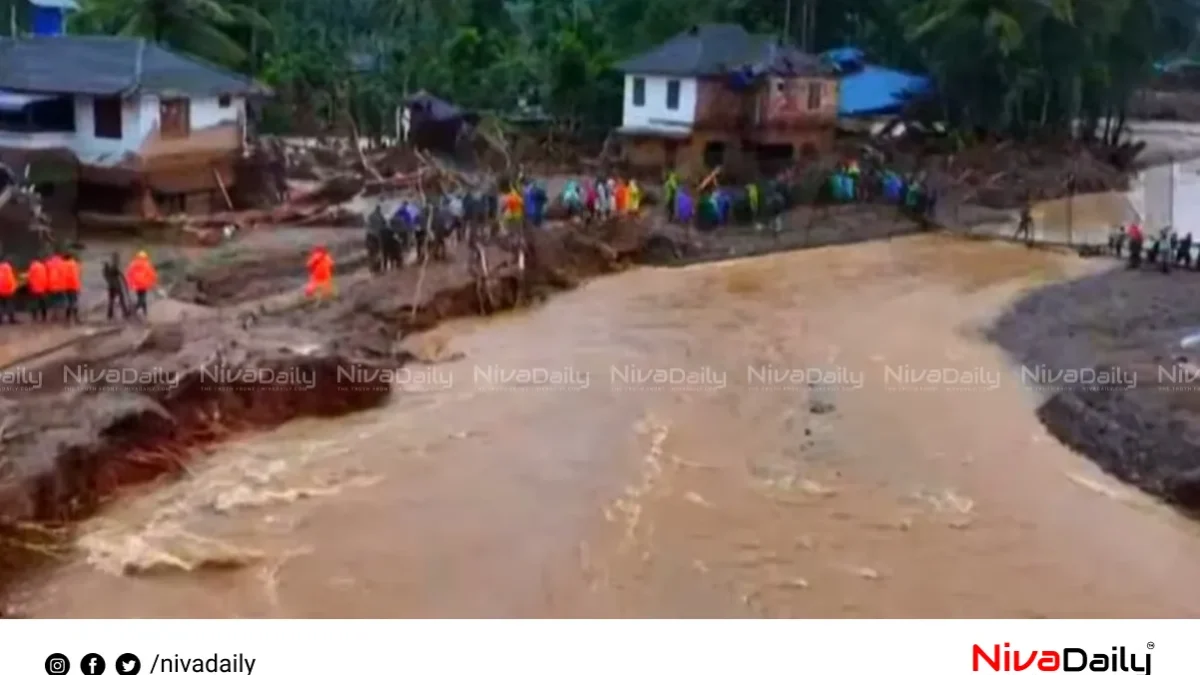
[{"x1": 13, "y1": 235, "x2": 1200, "y2": 617}]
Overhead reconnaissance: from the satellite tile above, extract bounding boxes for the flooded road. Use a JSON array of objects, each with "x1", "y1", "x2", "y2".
[{"x1": 15, "y1": 235, "x2": 1200, "y2": 617}]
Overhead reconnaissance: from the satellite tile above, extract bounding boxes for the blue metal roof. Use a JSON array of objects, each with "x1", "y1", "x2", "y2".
[
  {"x1": 28, "y1": 0, "x2": 79, "y2": 9},
  {"x1": 822, "y1": 47, "x2": 931, "y2": 117}
]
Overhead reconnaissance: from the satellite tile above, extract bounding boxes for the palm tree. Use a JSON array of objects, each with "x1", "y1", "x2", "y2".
[{"x1": 71, "y1": 0, "x2": 271, "y2": 66}]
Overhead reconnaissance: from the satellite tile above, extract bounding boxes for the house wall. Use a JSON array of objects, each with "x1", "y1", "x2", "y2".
[
  {"x1": 0, "y1": 93, "x2": 245, "y2": 173},
  {"x1": 622, "y1": 74, "x2": 697, "y2": 132},
  {"x1": 756, "y1": 76, "x2": 839, "y2": 127},
  {"x1": 694, "y1": 78, "x2": 750, "y2": 129}
]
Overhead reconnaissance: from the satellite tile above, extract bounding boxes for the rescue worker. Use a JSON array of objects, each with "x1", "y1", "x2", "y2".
[
  {"x1": 1127, "y1": 220, "x2": 1144, "y2": 269},
  {"x1": 46, "y1": 250, "x2": 65, "y2": 320},
  {"x1": 62, "y1": 252, "x2": 82, "y2": 323},
  {"x1": 0, "y1": 257, "x2": 17, "y2": 324},
  {"x1": 102, "y1": 252, "x2": 129, "y2": 319},
  {"x1": 26, "y1": 257, "x2": 48, "y2": 321},
  {"x1": 125, "y1": 250, "x2": 157, "y2": 318},
  {"x1": 305, "y1": 245, "x2": 334, "y2": 300}
]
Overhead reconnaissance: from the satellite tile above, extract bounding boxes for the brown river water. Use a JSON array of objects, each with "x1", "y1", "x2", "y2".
[{"x1": 13, "y1": 233, "x2": 1200, "y2": 617}]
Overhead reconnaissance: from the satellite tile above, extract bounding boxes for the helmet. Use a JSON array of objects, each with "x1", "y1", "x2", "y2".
[{"x1": 136, "y1": 250, "x2": 148, "y2": 259}]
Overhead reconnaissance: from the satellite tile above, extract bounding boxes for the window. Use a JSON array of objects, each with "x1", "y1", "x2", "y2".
[
  {"x1": 218, "y1": 95, "x2": 232, "y2": 108},
  {"x1": 93, "y1": 96, "x2": 122, "y2": 139},
  {"x1": 807, "y1": 82, "x2": 822, "y2": 110},
  {"x1": 0, "y1": 96, "x2": 76, "y2": 132},
  {"x1": 666, "y1": 79, "x2": 681, "y2": 110},
  {"x1": 160, "y1": 98, "x2": 190, "y2": 137},
  {"x1": 632, "y1": 77, "x2": 645, "y2": 107}
]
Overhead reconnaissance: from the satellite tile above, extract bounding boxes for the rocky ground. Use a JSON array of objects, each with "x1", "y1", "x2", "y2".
[{"x1": 989, "y1": 261, "x2": 1200, "y2": 510}]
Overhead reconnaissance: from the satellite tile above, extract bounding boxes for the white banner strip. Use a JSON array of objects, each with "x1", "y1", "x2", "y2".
[{"x1": 2, "y1": 620, "x2": 1182, "y2": 674}]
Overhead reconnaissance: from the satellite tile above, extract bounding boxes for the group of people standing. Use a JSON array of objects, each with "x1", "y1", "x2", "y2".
[
  {"x1": 560, "y1": 177, "x2": 643, "y2": 220},
  {"x1": 1108, "y1": 222, "x2": 1196, "y2": 272},
  {"x1": 0, "y1": 250, "x2": 158, "y2": 325}
]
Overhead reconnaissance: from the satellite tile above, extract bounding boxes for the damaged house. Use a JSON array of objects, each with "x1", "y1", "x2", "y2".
[
  {"x1": 617, "y1": 24, "x2": 839, "y2": 174},
  {"x1": 0, "y1": 34, "x2": 271, "y2": 225}
]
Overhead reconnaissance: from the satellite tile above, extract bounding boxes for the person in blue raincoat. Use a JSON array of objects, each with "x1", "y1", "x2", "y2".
[
  {"x1": 525, "y1": 180, "x2": 548, "y2": 227},
  {"x1": 675, "y1": 189, "x2": 694, "y2": 224},
  {"x1": 715, "y1": 187, "x2": 731, "y2": 225}
]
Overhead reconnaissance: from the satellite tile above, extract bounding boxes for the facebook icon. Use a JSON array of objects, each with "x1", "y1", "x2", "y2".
[{"x1": 81, "y1": 654, "x2": 106, "y2": 675}]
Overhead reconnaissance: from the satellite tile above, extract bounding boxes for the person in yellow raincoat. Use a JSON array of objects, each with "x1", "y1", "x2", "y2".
[{"x1": 628, "y1": 180, "x2": 642, "y2": 213}]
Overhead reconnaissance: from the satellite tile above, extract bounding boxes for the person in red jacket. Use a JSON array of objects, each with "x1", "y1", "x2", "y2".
[
  {"x1": 125, "y1": 250, "x2": 157, "y2": 318},
  {"x1": 1127, "y1": 221, "x2": 1145, "y2": 269},
  {"x1": 45, "y1": 251, "x2": 65, "y2": 320},
  {"x1": 25, "y1": 258, "x2": 48, "y2": 321},
  {"x1": 61, "y1": 253, "x2": 82, "y2": 323},
  {"x1": 0, "y1": 258, "x2": 17, "y2": 324},
  {"x1": 305, "y1": 245, "x2": 334, "y2": 301}
]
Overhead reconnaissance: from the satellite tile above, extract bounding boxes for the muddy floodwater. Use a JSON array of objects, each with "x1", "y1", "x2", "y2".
[{"x1": 14, "y1": 235, "x2": 1200, "y2": 617}]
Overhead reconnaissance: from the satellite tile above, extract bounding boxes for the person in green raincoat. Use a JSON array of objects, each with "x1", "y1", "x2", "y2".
[
  {"x1": 747, "y1": 183, "x2": 760, "y2": 224},
  {"x1": 664, "y1": 171, "x2": 679, "y2": 218},
  {"x1": 698, "y1": 189, "x2": 719, "y2": 229}
]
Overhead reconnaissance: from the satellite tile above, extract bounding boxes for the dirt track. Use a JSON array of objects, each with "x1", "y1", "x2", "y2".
[{"x1": 990, "y1": 261, "x2": 1200, "y2": 509}]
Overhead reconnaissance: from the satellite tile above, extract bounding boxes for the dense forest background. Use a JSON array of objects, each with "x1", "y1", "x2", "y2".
[{"x1": 6, "y1": 0, "x2": 1200, "y2": 142}]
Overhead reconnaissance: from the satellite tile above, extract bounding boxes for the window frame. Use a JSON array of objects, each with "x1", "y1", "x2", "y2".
[
  {"x1": 666, "y1": 79, "x2": 681, "y2": 110},
  {"x1": 93, "y1": 96, "x2": 123, "y2": 139}
]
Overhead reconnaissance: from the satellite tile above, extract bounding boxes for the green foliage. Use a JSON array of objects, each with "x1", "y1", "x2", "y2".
[{"x1": 52, "y1": 0, "x2": 1200, "y2": 140}]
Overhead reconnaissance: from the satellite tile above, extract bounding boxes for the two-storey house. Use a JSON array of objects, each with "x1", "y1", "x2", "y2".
[
  {"x1": 616, "y1": 24, "x2": 838, "y2": 174},
  {"x1": 0, "y1": 35, "x2": 270, "y2": 220}
]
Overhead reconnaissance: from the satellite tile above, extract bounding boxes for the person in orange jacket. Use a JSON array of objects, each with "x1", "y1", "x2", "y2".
[
  {"x1": 62, "y1": 252, "x2": 82, "y2": 323},
  {"x1": 25, "y1": 258, "x2": 48, "y2": 321},
  {"x1": 0, "y1": 258, "x2": 17, "y2": 324},
  {"x1": 45, "y1": 251, "x2": 65, "y2": 319},
  {"x1": 614, "y1": 179, "x2": 629, "y2": 215},
  {"x1": 305, "y1": 245, "x2": 334, "y2": 300},
  {"x1": 126, "y1": 250, "x2": 157, "y2": 318}
]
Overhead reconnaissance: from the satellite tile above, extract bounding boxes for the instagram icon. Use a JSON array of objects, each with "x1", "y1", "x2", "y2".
[{"x1": 45, "y1": 653, "x2": 71, "y2": 675}]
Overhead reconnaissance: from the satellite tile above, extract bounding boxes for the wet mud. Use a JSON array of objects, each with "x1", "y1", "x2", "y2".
[
  {"x1": 0, "y1": 217, "x2": 661, "y2": 597},
  {"x1": 990, "y1": 262, "x2": 1200, "y2": 509}
]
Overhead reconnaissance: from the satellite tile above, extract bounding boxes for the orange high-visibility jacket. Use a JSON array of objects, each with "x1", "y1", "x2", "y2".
[
  {"x1": 62, "y1": 258, "x2": 82, "y2": 292},
  {"x1": 307, "y1": 251, "x2": 333, "y2": 282},
  {"x1": 46, "y1": 255, "x2": 65, "y2": 293},
  {"x1": 0, "y1": 262, "x2": 16, "y2": 296},
  {"x1": 26, "y1": 260, "x2": 48, "y2": 295},
  {"x1": 126, "y1": 257, "x2": 157, "y2": 291}
]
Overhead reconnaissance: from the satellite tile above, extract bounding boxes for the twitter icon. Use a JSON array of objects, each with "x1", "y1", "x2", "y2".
[{"x1": 115, "y1": 655, "x2": 141, "y2": 675}]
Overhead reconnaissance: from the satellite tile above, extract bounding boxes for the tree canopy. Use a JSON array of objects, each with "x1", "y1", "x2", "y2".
[{"x1": 30, "y1": 0, "x2": 1200, "y2": 139}]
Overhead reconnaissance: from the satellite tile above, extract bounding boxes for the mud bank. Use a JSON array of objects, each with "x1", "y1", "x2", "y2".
[
  {"x1": 989, "y1": 264, "x2": 1200, "y2": 509},
  {"x1": 0, "y1": 218, "x2": 659, "y2": 595}
]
